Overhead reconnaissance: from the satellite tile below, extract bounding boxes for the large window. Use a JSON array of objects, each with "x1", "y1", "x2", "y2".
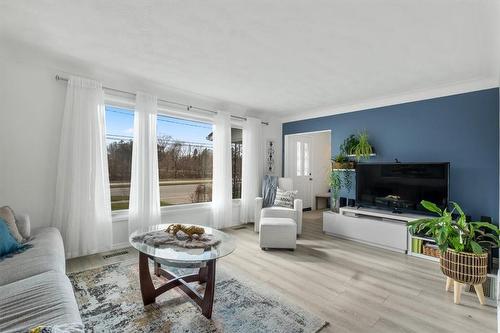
[
  {"x1": 231, "y1": 128, "x2": 242, "y2": 199},
  {"x1": 157, "y1": 114, "x2": 213, "y2": 205},
  {"x1": 105, "y1": 105, "x2": 243, "y2": 211},
  {"x1": 105, "y1": 106, "x2": 134, "y2": 211}
]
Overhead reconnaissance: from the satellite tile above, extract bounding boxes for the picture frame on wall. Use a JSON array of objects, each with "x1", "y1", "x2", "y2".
[{"x1": 265, "y1": 140, "x2": 275, "y2": 174}]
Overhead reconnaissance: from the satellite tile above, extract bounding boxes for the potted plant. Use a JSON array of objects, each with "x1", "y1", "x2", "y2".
[
  {"x1": 351, "y1": 131, "x2": 374, "y2": 161},
  {"x1": 408, "y1": 200, "x2": 500, "y2": 305},
  {"x1": 340, "y1": 134, "x2": 359, "y2": 156},
  {"x1": 329, "y1": 170, "x2": 342, "y2": 212},
  {"x1": 332, "y1": 153, "x2": 355, "y2": 170}
]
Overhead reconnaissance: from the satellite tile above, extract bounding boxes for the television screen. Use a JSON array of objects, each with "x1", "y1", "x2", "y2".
[{"x1": 356, "y1": 163, "x2": 449, "y2": 214}]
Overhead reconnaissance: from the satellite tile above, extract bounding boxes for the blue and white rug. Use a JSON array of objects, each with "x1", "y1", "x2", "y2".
[{"x1": 68, "y1": 262, "x2": 328, "y2": 332}]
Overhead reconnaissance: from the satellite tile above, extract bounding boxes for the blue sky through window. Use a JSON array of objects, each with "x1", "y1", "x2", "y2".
[{"x1": 105, "y1": 105, "x2": 213, "y2": 146}]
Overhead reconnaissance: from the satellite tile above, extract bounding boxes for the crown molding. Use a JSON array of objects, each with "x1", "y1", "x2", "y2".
[{"x1": 281, "y1": 77, "x2": 500, "y2": 123}]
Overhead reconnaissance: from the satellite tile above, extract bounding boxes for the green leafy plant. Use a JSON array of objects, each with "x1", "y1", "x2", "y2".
[
  {"x1": 329, "y1": 170, "x2": 342, "y2": 210},
  {"x1": 343, "y1": 172, "x2": 353, "y2": 194},
  {"x1": 333, "y1": 153, "x2": 348, "y2": 163},
  {"x1": 352, "y1": 131, "x2": 373, "y2": 161},
  {"x1": 408, "y1": 200, "x2": 500, "y2": 255},
  {"x1": 340, "y1": 134, "x2": 359, "y2": 156}
]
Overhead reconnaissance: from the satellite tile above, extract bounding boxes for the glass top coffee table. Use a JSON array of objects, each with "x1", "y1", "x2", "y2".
[{"x1": 129, "y1": 224, "x2": 235, "y2": 319}]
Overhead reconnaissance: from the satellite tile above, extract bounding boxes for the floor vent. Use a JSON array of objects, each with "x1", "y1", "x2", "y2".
[{"x1": 103, "y1": 250, "x2": 129, "y2": 259}]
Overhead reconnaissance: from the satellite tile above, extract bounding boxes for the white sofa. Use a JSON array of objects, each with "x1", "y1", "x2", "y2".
[
  {"x1": 254, "y1": 178, "x2": 303, "y2": 235},
  {"x1": 0, "y1": 214, "x2": 82, "y2": 332}
]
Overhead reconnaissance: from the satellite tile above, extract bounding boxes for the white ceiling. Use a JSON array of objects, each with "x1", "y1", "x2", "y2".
[{"x1": 0, "y1": 0, "x2": 499, "y2": 117}]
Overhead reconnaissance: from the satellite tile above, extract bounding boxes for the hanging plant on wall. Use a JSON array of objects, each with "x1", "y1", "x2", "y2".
[{"x1": 352, "y1": 130, "x2": 374, "y2": 161}]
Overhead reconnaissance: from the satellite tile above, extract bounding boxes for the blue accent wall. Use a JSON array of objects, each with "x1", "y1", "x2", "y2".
[{"x1": 283, "y1": 88, "x2": 499, "y2": 224}]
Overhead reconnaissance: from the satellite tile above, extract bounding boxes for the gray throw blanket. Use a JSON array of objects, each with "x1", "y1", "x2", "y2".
[{"x1": 261, "y1": 175, "x2": 278, "y2": 208}]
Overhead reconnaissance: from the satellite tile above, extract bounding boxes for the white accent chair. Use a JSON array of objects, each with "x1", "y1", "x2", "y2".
[{"x1": 254, "y1": 177, "x2": 303, "y2": 235}]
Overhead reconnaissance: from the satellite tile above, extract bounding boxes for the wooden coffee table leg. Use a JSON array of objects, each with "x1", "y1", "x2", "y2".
[
  {"x1": 139, "y1": 252, "x2": 156, "y2": 305},
  {"x1": 198, "y1": 265, "x2": 208, "y2": 284},
  {"x1": 201, "y1": 259, "x2": 216, "y2": 319},
  {"x1": 154, "y1": 262, "x2": 161, "y2": 277}
]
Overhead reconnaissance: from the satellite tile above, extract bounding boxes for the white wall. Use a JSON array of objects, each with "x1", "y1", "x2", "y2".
[
  {"x1": 311, "y1": 131, "x2": 331, "y2": 209},
  {"x1": 0, "y1": 46, "x2": 281, "y2": 247}
]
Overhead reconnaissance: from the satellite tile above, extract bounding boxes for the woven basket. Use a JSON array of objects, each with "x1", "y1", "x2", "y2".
[
  {"x1": 332, "y1": 161, "x2": 355, "y2": 170},
  {"x1": 439, "y1": 249, "x2": 488, "y2": 284}
]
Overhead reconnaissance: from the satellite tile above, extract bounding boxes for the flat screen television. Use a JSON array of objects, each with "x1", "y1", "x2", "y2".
[{"x1": 356, "y1": 162, "x2": 449, "y2": 214}]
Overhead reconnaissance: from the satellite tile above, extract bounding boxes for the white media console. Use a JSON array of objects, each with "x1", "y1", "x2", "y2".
[{"x1": 323, "y1": 207, "x2": 428, "y2": 253}]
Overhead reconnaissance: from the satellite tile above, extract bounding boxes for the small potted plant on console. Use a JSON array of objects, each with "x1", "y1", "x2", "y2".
[{"x1": 408, "y1": 200, "x2": 500, "y2": 305}]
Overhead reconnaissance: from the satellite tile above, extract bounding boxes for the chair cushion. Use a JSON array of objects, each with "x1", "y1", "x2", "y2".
[
  {"x1": 260, "y1": 217, "x2": 297, "y2": 227},
  {"x1": 0, "y1": 227, "x2": 65, "y2": 286},
  {"x1": 0, "y1": 271, "x2": 82, "y2": 332},
  {"x1": 273, "y1": 188, "x2": 297, "y2": 208},
  {"x1": 261, "y1": 206, "x2": 297, "y2": 221}
]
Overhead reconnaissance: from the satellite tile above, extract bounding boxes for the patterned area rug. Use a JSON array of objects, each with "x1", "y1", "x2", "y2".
[{"x1": 68, "y1": 262, "x2": 328, "y2": 332}]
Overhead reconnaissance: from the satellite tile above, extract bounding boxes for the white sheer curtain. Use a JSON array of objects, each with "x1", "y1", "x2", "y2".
[
  {"x1": 240, "y1": 117, "x2": 263, "y2": 223},
  {"x1": 212, "y1": 112, "x2": 233, "y2": 229},
  {"x1": 128, "y1": 92, "x2": 161, "y2": 235},
  {"x1": 53, "y1": 76, "x2": 112, "y2": 258}
]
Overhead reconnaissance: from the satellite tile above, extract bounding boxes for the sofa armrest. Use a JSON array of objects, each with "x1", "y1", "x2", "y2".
[
  {"x1": 254, "y1": 197, "x2": 264, "y2": 232},
  {"x1": 15, "y1": 213, "x2": 31, "y2": 239},
  {"x1": 294, "y1": 199, "x2": 303, "y2": 235}
]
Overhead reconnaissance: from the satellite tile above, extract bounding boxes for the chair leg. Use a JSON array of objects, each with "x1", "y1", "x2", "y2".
[
  {"x1": 474, "y1": 284, "x2": 486, "y2": 305},
  {"x1": 453, "y1": 281, "x2": 462, "y2": 304}
]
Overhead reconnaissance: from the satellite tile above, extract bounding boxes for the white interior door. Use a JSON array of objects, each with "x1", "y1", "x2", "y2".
[{"x1": 286, "y1": 135, "x2": 313, "y2": 209}]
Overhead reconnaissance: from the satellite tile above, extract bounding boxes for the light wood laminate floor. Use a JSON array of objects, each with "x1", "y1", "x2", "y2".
[{"x1": 67, "y1": 210, "x2": 497, "y2": 333}]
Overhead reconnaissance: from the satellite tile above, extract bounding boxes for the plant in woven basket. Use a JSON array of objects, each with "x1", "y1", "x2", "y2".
[
  {"x1": 332, "y1": 153, "x2": 354, "y2": 169},
  {"x1": 408, "y1": 200, "x2": 500, "y2": 255},
  {"x1": 409, "y1": 200, "x2": 500, "y2": 293}
]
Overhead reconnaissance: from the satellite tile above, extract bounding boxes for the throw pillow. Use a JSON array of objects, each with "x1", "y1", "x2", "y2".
[
  {"x1": 0, "y1": 217, "x2": 22, "y2": 257},
  {"x1": 273, "y1": 188, "x2": 297, "y2": 208},
  {"x1": 0, "y1": 206, "x2": 24, "y2": 242}
]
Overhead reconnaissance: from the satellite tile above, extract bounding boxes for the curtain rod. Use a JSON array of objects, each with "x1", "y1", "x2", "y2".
[{"x1": 55, "y1": 75, "x2": 269, "y2": 125}]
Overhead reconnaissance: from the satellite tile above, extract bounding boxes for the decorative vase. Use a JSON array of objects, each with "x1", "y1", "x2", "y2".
[{"x1": 330, "y1": 198, "x2": 340, "y2": 213}]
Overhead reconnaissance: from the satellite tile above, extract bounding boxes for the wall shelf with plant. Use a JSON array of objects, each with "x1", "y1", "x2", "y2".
[{"x1": 329, "y1": 131, "x2": 376, "y2": 211}]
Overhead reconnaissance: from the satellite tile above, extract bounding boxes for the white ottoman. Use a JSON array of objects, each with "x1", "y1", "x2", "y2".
[{"x1": 259, "y1": 217, "x2": 297, "y2": 250}]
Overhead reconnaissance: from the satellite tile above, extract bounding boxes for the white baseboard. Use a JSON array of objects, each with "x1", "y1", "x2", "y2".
[{"x1": 112, "y1": 242, "x2": 131, "y2": 250}]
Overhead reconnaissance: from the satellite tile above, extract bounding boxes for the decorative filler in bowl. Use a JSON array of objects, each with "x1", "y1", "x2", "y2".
[
  {"x1": 132, "y1": 224, "x2": 220, "y2": 249},
  {"x1": 165, "y1": 224, "x2": 205, "y2": 239}
]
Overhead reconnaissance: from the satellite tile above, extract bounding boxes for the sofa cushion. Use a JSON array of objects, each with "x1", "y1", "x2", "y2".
[
  {"x1": 0, "y1": 218, "x2": 23, "y2": 257},
  {"x1": 0, "y1": 271, "x2": 82, "y2": 332},
  {"x1": 0, "y1": 206, "x2": 24, "y2": 242},
  {"x1": 0, "y1": 227, "x2": 65, "y2": 286}
]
